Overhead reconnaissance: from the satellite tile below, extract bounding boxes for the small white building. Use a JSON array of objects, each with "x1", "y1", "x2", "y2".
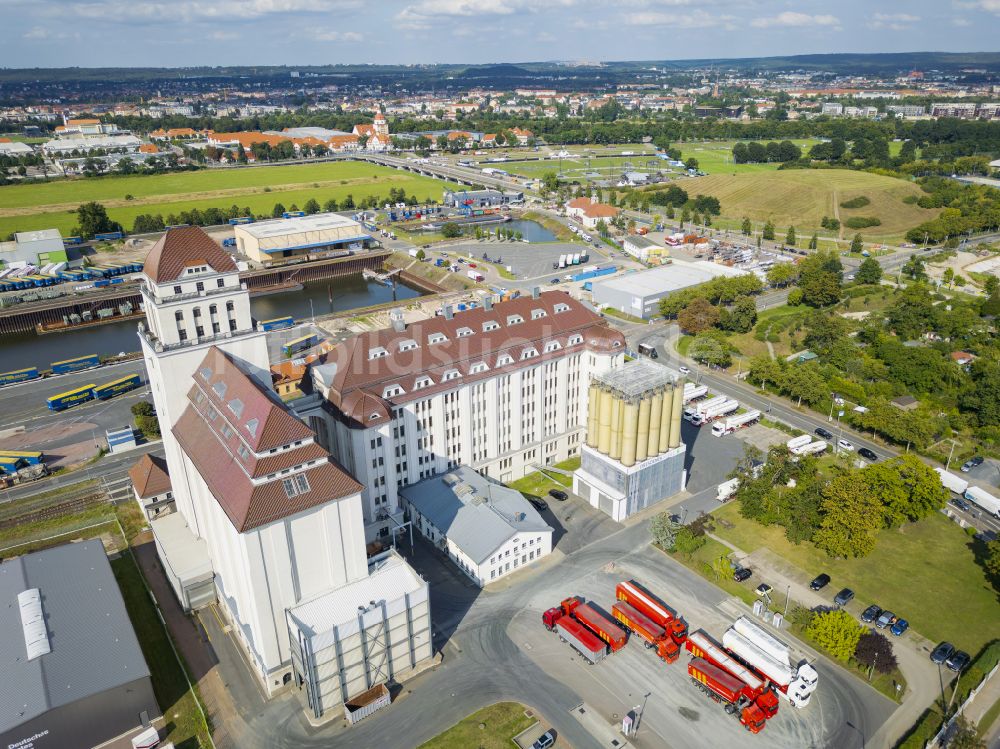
[
  {"x1": 400, "y1": 466, "x2": 552, "y2": 586},
  {"x1": 128, "y1": 453, "x2": 174, "y2": 520},
  {"x1": 621, "y1": 234, "x2": 667, "y2": 263}
]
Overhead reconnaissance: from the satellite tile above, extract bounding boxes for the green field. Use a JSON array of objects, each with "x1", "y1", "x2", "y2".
[
  {"x1": 417, "y1": 702, "x2": 535, "y2": 749},
  {"x1": 678, "y1": 139, "x2": 825, "y2": 176},
  {"x1": 681, "y1": 168, "x2": 938, "y2": 242},
  {"x1": 712, "y1": 503, "x2": 1000, "y2": 654},
  {"x1": 0, "y1": 162, "x2": 457, "y2": 236}
]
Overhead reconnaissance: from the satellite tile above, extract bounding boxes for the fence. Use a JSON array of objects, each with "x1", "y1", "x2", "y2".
[{"x1": 928, "y1": 662, "x2": 1000, "y2": 747}]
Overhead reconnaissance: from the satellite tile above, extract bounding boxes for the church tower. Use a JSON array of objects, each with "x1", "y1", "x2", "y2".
[
  {"x1": 138, "y1": 226, "x2": 270, "y2": 524},
  {"x1": 373, "y1": 112, "x2": 389, "y2": 137}
]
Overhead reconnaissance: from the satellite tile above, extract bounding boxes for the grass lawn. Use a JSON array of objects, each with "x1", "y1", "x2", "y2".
[
  {"x1": 0, "y1": 503, "x2": 116, "y2": 554},
  {"x1": 417, "y1": 702, "x2": 535, "y2": 749},
  {"x1": 112, "y1": 553, "x2": 213, "y2": 749},
  {"x1": 602, "y1": 307, "x2": 646, "y2": 324},
  {"x1": 711, "y1": 503, "x2": 1000, "y2": 653},
  {"x1": 678, "y1": 139, "x2": 825, "y2": 176},
  {"x1": 0, "y1": 162, "x2": 457, "y2": 236},
  {"x1": 681, "y1": 169, "x2": 938, "y2": 243}
]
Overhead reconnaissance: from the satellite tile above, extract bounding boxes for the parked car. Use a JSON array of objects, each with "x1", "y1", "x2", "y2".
[
  {"x1": 810, "y1": 573, "x2": 831, "y2": 591},
  {"x1": 876, "y1": 611, "x2": 896, "y2": 629},
  {"x1": 858, "y1": 448, "x2": 878, "y2": 462},
  {"x1": 861, "y1": 605, "x2": 882, "y2": 623},
  {"x1": 548, "y1": 489, "x2": 568, "y2": 501},
  {"x1": 837, "y1": 439, "x2": 855, "y2": 452},
  {"x1": 931, "y1": 642, "x2": 955, "y2": 664},
  {"x1": 734, "y1": 567, "x2": 753, "y2": 583},
  {"x1": 815, "y1": 426, "x2": 834, "y2": 440},
  {"x1": 946, "y1": 651, "x2": 971, "y2": 672},
  {"x1": 550, "y1": 278, "x2": 561, "y2": 284},
  {"x1": 834, "y1": 588, "x2": 855, "y2": 606},
  {"x1": 755, "y1": 583, "x2": 772, "y2": 597},
  {"x1": 678, "y1": 365, "x2": 690, "y2": 375},
  {"x1": 961, "y1": 456, "x2": 985, "y2": 473},
  {"x1": 528, "y1": 498, "x2": 547, "y2": 513},
  {"x1": 890, "y1": 619, "x2": 909, "y2": 637},
  {"x1": 949, "y1": 497, "x2": 972, "y2": 513},
  {"x1": 532, "y1": 730, "x2": 556, "y2": 749}
]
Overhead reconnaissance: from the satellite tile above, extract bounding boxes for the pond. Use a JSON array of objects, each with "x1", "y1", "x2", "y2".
[{"x1": 471, "y1": 219, "x2": 557, "y2": 243}]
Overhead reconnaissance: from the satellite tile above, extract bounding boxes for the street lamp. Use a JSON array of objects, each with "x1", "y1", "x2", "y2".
[
  {"x1": 846, "y1": 720, "x2": 866, "y2": 749},
  {"x1": 945, "y1": 439, "x2": 959, "y2": 472}
]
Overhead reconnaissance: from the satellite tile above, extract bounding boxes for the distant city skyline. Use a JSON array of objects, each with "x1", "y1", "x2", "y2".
[{"x1": 3, "y1": 0, "x2": 997, "y2": 69}]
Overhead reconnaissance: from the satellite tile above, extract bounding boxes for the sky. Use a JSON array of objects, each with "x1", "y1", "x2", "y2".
[{"x1": 2, "y1": 0, "x2": 997, "y2": 68}]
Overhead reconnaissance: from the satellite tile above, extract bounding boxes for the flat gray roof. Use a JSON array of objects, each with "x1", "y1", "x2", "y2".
[
  {"x1": 0, "y1": 541, "x2": 151, "y2": 734},
  {"x1": 236, "y1": 212, "x2": 364, "y2": 239},
  {"x1": 593, "y1": 358, "x2": 678, "y2": 397},
  {"x1": 593, "y1": 260, "x2": 747, "y2": 298},
  {"x1": 400, "y1": 466, "x2": 551, "y2": 564}
]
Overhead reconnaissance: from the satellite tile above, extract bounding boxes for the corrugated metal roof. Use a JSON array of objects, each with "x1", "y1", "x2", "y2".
[
  {"x1": 593, "y1": 260, "x2": 748, "y2": 296},
  {"x1": 400, "y1": 466, "x2": 551, "y2": 565},
  {"x1": 0, "y1": 541, "x2": 151, "y2": 734}
]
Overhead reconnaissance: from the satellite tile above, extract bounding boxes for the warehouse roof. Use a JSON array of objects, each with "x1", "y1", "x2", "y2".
[
  {"x1": 0, "y1": 541, "x2": 151, "y2": 734},
  {"x1": 235, "y1": 212, "x2": 365, "y2": 240},
  {"x1": 400, "y1": 466, "x2": 551, "y2": 564},
  {"x1": 592, "y1": 260, "x2": 747, "y2": 297}
]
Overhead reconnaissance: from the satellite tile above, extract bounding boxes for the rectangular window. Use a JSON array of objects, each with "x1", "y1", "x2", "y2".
[
  {"x1": 217, "y1": 278, "x2": 225, "y2": 288},
  {"x1": 196, "y1": 281, "x2": 205, "y2": 292}
]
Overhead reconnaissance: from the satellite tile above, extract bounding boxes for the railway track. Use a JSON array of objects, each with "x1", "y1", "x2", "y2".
[{"x1": 0, "y1": 484, "x2": 107, "y2": 528}]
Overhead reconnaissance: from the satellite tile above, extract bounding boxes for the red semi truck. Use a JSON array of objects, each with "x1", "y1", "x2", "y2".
[
  {"x1": 542, "y1": 597, "x2": 626, "y2": 662},
  {"x1": 569, "y1": 598, "x2": 627, "y2": 653},
  {"x1": 686, "y1": 630, "x2": 779, "y2": 722},
  {"x1": 687, "y1": 657, "x2": 769, "y2": 734},
  {"x1": 612, "y1": 601, "x2": 680, "y2": 663},
  {"x1": 615, "y1": 581, "x2": 688, "y2": 649}
]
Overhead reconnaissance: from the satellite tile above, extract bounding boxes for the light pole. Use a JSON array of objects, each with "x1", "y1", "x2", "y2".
[
  {"x1": 784, "y1": 583, "x2": 791, "y2": 616},
  {"x1": 846, "y1": 720, "x2": 866, "y2": 749},
  {"x1": 945, "y1": 439, "x2": 959, "y2": 472}
]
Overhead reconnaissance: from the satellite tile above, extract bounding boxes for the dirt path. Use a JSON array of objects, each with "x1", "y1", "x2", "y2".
[{"x1": 832, "y1": 189, "x2": 844, "y2": 241}]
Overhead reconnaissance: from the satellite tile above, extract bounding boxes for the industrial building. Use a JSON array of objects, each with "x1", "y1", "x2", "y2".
[
  {"x1": 573, "y1": 359, "x2": 686, "y2": 521},
  {"x1": 306, "y1": 291, "x2": 626, "y2": 541},
  {"x1": 0, "y1": 229, "x2": 68, "y2": 268},
  {"x1": 234, "y1": 212, "x2": 374, "y2": 265},
  {"x1": 41, "y1": 134, "x2": 142, "y2": 155},
  {"x1": 136, "y1": 226, "x2": 433, "y2": 715},
  {"x1": 621, "y1": 234, "x2": 667, "y2": 263},
  {"x1": 0, "y1": 541, "x2": 160, "y2": 749},
  {"x1": 400, "y1": 466, "x2": 553, "y2": 586},
  {"x1": 442, "y1": 188, "x2": 523, "y2": 208},
  {"x1": 591, "y1": 260, "x2": 749, "y2": 319}
]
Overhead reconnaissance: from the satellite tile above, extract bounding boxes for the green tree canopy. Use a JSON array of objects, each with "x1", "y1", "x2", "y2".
[
  {"x1": 677, "y1": 297, "x2": 720, "y2": 334},
  {"x1": 805, "y1": 609, "x2": 864, "y2": 661},
  {"x1": 855, "y1": 256, "x2": 883, "y2": 285}
]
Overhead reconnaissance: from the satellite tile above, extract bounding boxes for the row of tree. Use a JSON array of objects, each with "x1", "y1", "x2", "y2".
[{"x1": 731, "y1": 140, "x2": 802, "y2": 164}]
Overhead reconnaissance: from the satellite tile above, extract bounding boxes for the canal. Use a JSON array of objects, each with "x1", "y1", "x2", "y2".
[{"x1": 0, "y1": 275, "x2": 426, "y2": 372}]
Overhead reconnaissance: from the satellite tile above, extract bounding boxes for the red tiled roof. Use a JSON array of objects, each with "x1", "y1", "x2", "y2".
[
  {"x1": 142, "y1": 226, "x2": 238, "y2": 283},
  {"x1": 128, "y1": 454, "x2": 171, "y2": 499},
  {"x1": 319, "y1": 292, "x2": 625, "y2": 425}
]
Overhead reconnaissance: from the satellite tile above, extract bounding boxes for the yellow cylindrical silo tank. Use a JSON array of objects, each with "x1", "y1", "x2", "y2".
[
  {"x1": 587, "y1": 384, "x2": 599, "y2": 447},
  {"x1": 668, "y1": 382, "x2": 684, "y2": 448},
  {"x1": 647, "y1": 391, "x2": 662, "y2": 458},
  {"x1": 621, "y1": 399, "x2": 639, "y2": 467},
  {"x1": 635, "y1": 396, "x2": 651, "y2": 463},
  {"x1": 609, "y1": 395, "x2": 623, "y2": 460},
  {"x1": 598, "y1": 388, "x2": 613, "y2": 454},
  {"x1": 659, "y1": 386, "x2": 672, "y2": 453}
]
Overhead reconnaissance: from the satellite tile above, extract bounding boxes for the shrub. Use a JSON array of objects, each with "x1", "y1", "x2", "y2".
[
  {"x1": 805, "y1": 610, "x2": 864, "y2": 661},
  {"x1": 902, "y1": 194, "x2": 919, "y2": 205},
  {"x1": 844, "y1": 216, "x2": 882, "y2": 229},
  {"x1": 839, "y1": 196, "x2": 871, "y2": 209}
]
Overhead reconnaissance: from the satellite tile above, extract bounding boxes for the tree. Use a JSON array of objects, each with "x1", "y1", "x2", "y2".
[
  {"x1": 131, "y1": 401, "x2": 160, "y2": 439},
  {"x1": 595, "y1": 218, "x2": 609, "y2": 237},
  {"x1": 271, "y1": 202, "x2": 286, "y2": 218},
  {"x1": 689, "y1": 332, "x2": 733, "y2": 368},
  {"x1": 341, "y1": 193, "x2": 355, "y2": 209},
  {"x1": 850, "y1": 233, "x2": 864, "y2": 253},
  {"x1": 677, "y1": 298, "x2": 720, "y2": 334},
  {"x1": 805, "y1": 610, "x2": 864, "y2": 662},
  {"x1": 650, "y1": 511, "x2": 679, "y2": 550},
  {"x1": 856, "y1": 256, "x2": 883, "y2": 285},
  {"x1": 323, "y1": 198, "x2": 339, "y2": 212},
  {"x1": 949, "y1": 717, "x2": 986, "y2": 749},
  {"x1": 813, "y1": 475, "x2": 883, "y2": 558},
  {"x1": 766, "y1": 263, "x2": 798, "y2": 288},
  {"x1": 808, "y1": 233, "x2": 818, "y2": 250},
  {"x1": 684, "y1": 157, "x2": 699, "y2": 171},
  {"x1": 304, "y1": 198, "x2": 321, "y2": 215},
  {"x1": 762, "y1": 220, "x2": 775, "y2": 241},
  {"x1": 541, "y1": 171, "x2": 559, "y2": 194},
  {"x1": 75, "y1": 201, "x2": 117, "y2": 238},
  {"x1": 415, "y1": 249, "x2": 426, "y2": 261},
  {"x1": 441, "y1": 222, "x2": 461, "y2": 239},
  {"x1": 854, "y1": 631, "x2": 898, "y2": 675},
  {"x1": 720, "y1": 296, "x2": 758, "y2": 333},
  {"x1": 785, "y1": 226, "x2": 796, "y2": 246},
  {"x1": 788, "y1": 287, "x2": 804, "y2": 306},
  {"x1": 862, "y1": 455, "x2": 946, "y2": 527},
  {"x1": 741, "y1": 217, "x2": 752, "y2": 236}
]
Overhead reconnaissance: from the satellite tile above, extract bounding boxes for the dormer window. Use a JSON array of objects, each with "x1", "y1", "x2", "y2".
[
  {"x1": 414, "y1": 375, "x2": 433, "y2": 389},
  {"x1": 554, "y1": 302, "x2": 570, "y2": 314},
  {"x1": 456, "y1": 326, "x2": 474, "y2": 338},
  {"x1": 568, "y1": 333, "x2": 583, "y2": 345},
  {"x1": 428, "y1": 332, "x2": 448, "y2": 345},
  {"x1": 246, "y1": 417, "x2": 259, "y2": 436},
  {"x1": 531, "y1": 309, "x2": 547, "y2": 320},
  {"x1": 544, "y1": 341, "x2": 561, "y2": 353},
  {"x1": 198, "y1": 366, "x2": 212, "y2": 381},
  {"x1": 383, "y1": 384, "x2": 404, "y2": 398},
  {"x1": 521, "y1": 348, "x2": 538, "y2": 360},
  {"x1": 497, "y1": 353, "x2": 514, "y2": 366},
  {"x1": 482, "y1": 320, "x2": 500, "y2": 332},
  {"x1": 282, "y1": 473, "x2": 310, "y2": 498},
  {"x1": 469, "y1": 362, "x2": 489, "y2": 374},
  {"x1": 397, "y1": 339, "x2": 418, "y2": 353},
  {"x1": 442, "y1": 369, "x2": 460, "y2": 381},
  {"x1": 228, "y1": 398, "x2": 244, "y2": 418},
  {"x1": 368, "y1": 346, "x2": 388, "y2": 360},
  {"x1": 506, "y1": 314, "x2": 524, "y2": 326}
]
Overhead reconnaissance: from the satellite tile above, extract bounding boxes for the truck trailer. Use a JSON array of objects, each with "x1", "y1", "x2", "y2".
[
  {"x1": 565, "y1": 597, "x2": 626, "y2": 653},
  {"x1": 723, "y1": 616, "x2": 819, "y2": 708},
  {"x1": 717, "y1": 478, "x2": 740, "y2": 502},
  {"x1": 682, "y1": 384, "x2": 708, "y2": 404},
  {"x1": 615, "y1": 581, "x2": 687, "y2": 648},
  {"x1": 711, "y1": 409, "x2": 761, "y2": 437},
  {"x1": 964, "y1": 486, "x2": 1000, "y2": 518},
  {"x1": 612, "y1": 601, "x2": 679, "y2": 663},
  {"x1": 542, "y1": 598, "x2": 614, "y2": 663},
  {"x1": 785, "y1": 435, "x2": 811, "y2": 451},
  {"x1": 466, "y1": 270, "x2": 485, "y2": 282},
  {"x1": 683, "y1": 395, "x2": 727, "y2": 422},
  {"x1": 691, "y1": 399, "x2": 739, "y2": 426},
  {"x1": 790, "y1": 440, "x2": 828, "y2": 456},
  {"x1": 687, "y1": 657, "x2": 770, "y2": 734},
  {"x1": 935, "y1": 467, "x2": 969, "y2": 495}
]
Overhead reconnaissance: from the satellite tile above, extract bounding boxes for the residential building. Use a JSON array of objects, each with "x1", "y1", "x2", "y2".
[
  {"x1": 352, "y1": 113, "x2": 392, "y2": 151},
  {"x1": 931, "y1": 102, "x2": 978, "y2": 119},
  {"x1": 306, "y1": 292, "x2": 627, "y2": 541},
  {"x1": 233, "y1": 213, "x2": 374, "y2": 266},
  {"x1": 887, "y1": 104, "x2": 926, "y2": 117},
  {"x1": 0, "y1": 541, "x2": 160, "y2": 749},
  {"x1": 400, "y1": 466, "x2": 553, "y2": 586},
  {"x1": 821, "y1": 102, "x2": 844, "y2": 116},
  {"x1": 129, "y1": 453, "x2": 174, "y2": 519},
  {"x1": 565, "y1": 196, "x2": 619, "y2": 229},
  {"x1": 136, "y1": 226, "x2": 432, "y2": 714},
  {"x1": 591, "y1": 260, "x2": 748, "y2": 319},
  {"x1": 509, "y1": 127, "x2": 534, "y2": 144}
]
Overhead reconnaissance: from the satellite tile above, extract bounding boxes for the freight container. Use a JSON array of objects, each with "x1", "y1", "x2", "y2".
[
  {"x1": 934, "y1": 467, "x2": 968, "y2": 495},
  {"x1": 51, "y1": 354, "x2": 100, "y2": 374},
  {"x1": 0, "y1": 367, "x2": 40, "y2": 386},
  {"x1": 785, "y1": 435, "x2": 811, "y2": 451},
  {"x1": 46, "y1": 384, "x2": 96, "y2": 411},
  {"x1": 467, "y1": 270, "x2": 484, "y2": 281},
  {"x1": 93, "y1": 374, "x2": 142, "y2": 400}
]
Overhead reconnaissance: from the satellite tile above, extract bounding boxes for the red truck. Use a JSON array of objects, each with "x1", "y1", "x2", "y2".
[
  {"x1": 687, "y1": 657, "x2": 769, "y2": 734},
  {"x1": 612, "y1": 601, "x2": 679, "y2": 663},
  {"x1": 615, "y1": 581, "x2": 688, "y2": 649},
  {"x1": 542, "y1": 598, "x2": 618, "y2": 664},
  {"x1": 569, "y1": 598, "x2": 627, "y2": 653},
  {"x1": 686, "y1": 630, "x2": 779, "y2": 721}
]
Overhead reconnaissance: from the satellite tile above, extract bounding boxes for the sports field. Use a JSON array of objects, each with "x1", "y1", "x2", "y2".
[
  {"x1": 681, "y1": 168, "x2": 938, "y2": 241},
  {"x1": 0, "y1": 162, "x2": 457, "y2": 236}
]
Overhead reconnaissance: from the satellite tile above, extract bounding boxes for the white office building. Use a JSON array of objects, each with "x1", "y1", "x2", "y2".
[
  {"x1": 305, "y1": 291, "x2": 627, "y2": 541},
  {"x1": 136, "y1": 227, "x2": 432, "y2": 718}
]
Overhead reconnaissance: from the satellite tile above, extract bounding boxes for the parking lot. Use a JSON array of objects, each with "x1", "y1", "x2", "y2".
[{"x1": 442, "y1": 240, "x2": 597, "y2": 282}]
